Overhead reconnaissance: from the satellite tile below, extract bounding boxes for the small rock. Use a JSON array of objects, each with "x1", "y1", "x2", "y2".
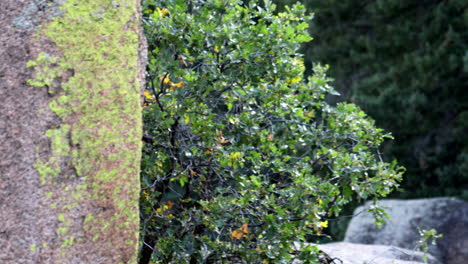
[
  {"x1": 344, "y1": 197, "x2": 468, "y2": 264},
  {"x1": 315, "y1": 242, "x2": 440, "y2": 264}
]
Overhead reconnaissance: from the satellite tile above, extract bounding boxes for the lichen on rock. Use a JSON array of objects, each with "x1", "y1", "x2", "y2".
[{"x1": 24, "y1": 0, "x2": 145, "y2": 262}]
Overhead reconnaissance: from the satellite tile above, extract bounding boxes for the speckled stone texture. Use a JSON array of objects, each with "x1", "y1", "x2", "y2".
[
  {"x1": 1, "y1": 1, "x2": 58, "y2": 263},
  {"x1": 344, "y1": 198, "x2": 468, "y2": 264},
  {"x1": 0, "y1": 1, "x2": 145, "y2": 263}
]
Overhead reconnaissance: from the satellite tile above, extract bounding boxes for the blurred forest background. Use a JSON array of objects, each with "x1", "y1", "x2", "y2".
[
  {"x1": 271, "y1": 0, "x2": 468, "y2": 239},
  {"x1": 273, "y1": 0, "x2": 468, "y2": 199}
]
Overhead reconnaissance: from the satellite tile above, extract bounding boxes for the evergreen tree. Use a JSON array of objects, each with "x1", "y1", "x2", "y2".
[{"x1": 275, "y1": 0, "x2": 468, "y2": 199}]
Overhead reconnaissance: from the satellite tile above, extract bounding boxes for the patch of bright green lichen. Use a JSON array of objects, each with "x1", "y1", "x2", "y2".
[
  {"x1": 26, "y1": 52, "x2": 60, "y2": 93},
  {"x1": 29, "y1": 0, "x2": 142, "y2": 262},
  {"x1": 35, "y1": 125, "x2": 70, "y2": 185},
  {"x1": 30, "y1": 244, "x2": 37, "y2": 252}
]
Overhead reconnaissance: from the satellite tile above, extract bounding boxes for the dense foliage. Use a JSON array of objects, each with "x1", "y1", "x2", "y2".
[
  {"x1": 274, "y1": 0, "x2": 468, "y2": 199},
  {"x1": 139, "y1": 0, "x2": 403, "y2": 263}
]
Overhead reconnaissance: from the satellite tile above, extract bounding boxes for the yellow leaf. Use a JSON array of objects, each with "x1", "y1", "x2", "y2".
[
  {"x1": 215, "y1": 132, "x2": 230, "y2": 144},
  {"x1": 320, "y1": 220, "x2": 328, "y2": 228},
  {"x1": 142, "y1": 190, "x2": 149, "y2": 200},
  {"x1": 231, "y1": 224, "x2": 249, "y2": 239},
  {"x1": 160, "y1": 74, "x2": 171, "y2": 84},
  {"x1": 287, "y1": 76, "x2": 301, "y2": 84},
  {"x1": 240, "y1": 223, "x2": 249, "y2": 234},
  {"x1": 144, "y1": 90, "x2": 153, "y2": 99},
  {"x1": 204, "y1": 148, "x2": 212, "y2": 155},
  {"x1": 167, "y1": 200, "x2": 174, "y2": 209},
  {"x1": 173, "y1": 81, "x2": 185, "y2": 88},
  {"x1": 230, "y1": 152, "x2": 242, "y2": 160},
  {"x1": 157, "y1": 7, "x2": 170, "y2": 17},
  {"x1": 231, "y1": 229, "x2": 244, "y2": 239}
]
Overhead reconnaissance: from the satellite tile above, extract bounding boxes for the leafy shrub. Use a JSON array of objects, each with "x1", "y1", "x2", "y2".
[{"x1": 139, "y1": 0, "x2": 403, "y2": 263}]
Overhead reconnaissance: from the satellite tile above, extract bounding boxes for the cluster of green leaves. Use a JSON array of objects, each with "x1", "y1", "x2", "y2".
[
  {"x1": 274, "y1": 0, "x2": 468, "y2": 199},
  {"x1": 417, "y1": 228, "x2": 443, "y2": 263},
  {"x1": 139, "y1": 0, "x2": 403, "y2": 263}
]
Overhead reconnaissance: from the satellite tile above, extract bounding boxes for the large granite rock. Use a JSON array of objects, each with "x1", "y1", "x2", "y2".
[
  {"x1": 315, "y1": 242, "x2": 440, "y2": 264},
  {"x1": 344, "y1": 198, "x2": 468, "y2": 264},
  {"x1": 0, "y1": 1, "x2": 146, "y2": 263}
]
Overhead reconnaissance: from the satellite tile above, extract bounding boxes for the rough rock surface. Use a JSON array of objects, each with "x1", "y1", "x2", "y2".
[
  {"x1": 0, "y1": 1, "x2": 145, "y2": 263},
  {"x1": 315, "y1": 242, "x2": 441, "y2": 264},
  {"x1": 1, "y1": 1, "x2": 60, "y2": 263},
  {"x1": 344, "y1": 198, "x2": 468, "y2": 264}
]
